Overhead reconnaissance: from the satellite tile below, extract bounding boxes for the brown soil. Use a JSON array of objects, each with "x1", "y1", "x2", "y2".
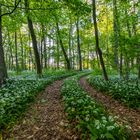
[
  {"x1": 79, "y1": 77, "x2": 140, "y2": 136},
  {"x1": 5, "y1": 80, "x2": 78, "y2": 140}
]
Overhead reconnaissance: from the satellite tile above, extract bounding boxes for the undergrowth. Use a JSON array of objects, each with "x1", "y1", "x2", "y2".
[
  {"x1": 0, "y1": 70, "x2": 78, "y2": 130},
  {"x1": 61, "y1": 74, "x2": 130, "y2": 140},
  {"x1": 88, "y1": 76, "x2": 140, "y2": 109}
]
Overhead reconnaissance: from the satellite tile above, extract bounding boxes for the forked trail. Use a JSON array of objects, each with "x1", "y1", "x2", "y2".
[
  {"x1": 3, "y1": 77, "x2": 140, "y2": 140},
  {"x1": 79, "y1": 77, "x2": 140, "y2": 136},
  {"x1": 5, "y1": 80, "x2": 78, "y2": 140}
]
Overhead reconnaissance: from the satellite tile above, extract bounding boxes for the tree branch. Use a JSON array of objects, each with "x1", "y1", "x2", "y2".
[
  {"x1": 1, "y1": 3, "x2": 61, "y2": 11},
  {"x1": 0, "y1": 0, "x2": 21, "y2": 17}
]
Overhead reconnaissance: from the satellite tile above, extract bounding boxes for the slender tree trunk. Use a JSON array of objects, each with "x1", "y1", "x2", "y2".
[
  {"x1": 113, "y1": 0, "x2": 119, "y2": 69},
  {"x1": 119, "y1": 51, "x2": 123, "y2": 78},
  {"x1": 48, "y1": 37, "x2": 51, "y2": 68},
  {"x1": 56, "y1": 34, "x2": 60, "y2": 69},
  {"x1": 125, "y1": 56, "x2": 129, "y2": 80},
  {"x1": 92, "y1": 0, "x2": 108, "y2": 81},
  {"x1": 19, "y1": 30, "x2": 24, "y2": 70},
  {"x1": 29, "y1": 36, "x2": 34, "y2": 71},
  {"x1": 105, "y1": 2, "x2": 110, "y2": 68},
  {"x1": 56, "y1": 22, "x2": 71, "y2": 70},
  {"x1": 95, "y1": 49, "x2": 100, "y2": 68},
  {"x1": 28, "y1": 49, "x2": 30, "y2": 70},
  {"x1": 24, "y1": 48, "x2": 27, "y2": 70},
  {"x1": 72, "y1": 38, "x2": 75, "y2": 69},
  {"x1": 7, "y1": 30, "x2": 14, "y2": 70},
  {"x1": 76, "y1": 16, "x2": 82, "y2": 71},
  {"x1": 15, "y1": 31, "x2": 19, "y2": 73},
  {"x1": 40, "y1": 37, "x2": 43, "y2": 68},
  {"x1": 138, "y1": 57, "x2": 140, "y2": 79},
  {"x1": 52, "y1": 39, "x2": 55, "y2": 68},
  {"x1": 87, "y1": 44, "x2": 90, "y2": 69},
  {"x1": 0, "y1": 5, "x2": 8, "y2": 84},
  {"x1": 42, "y1": 25, "x2": 47, "y2": 69},
  {"x1": 44, "y1": 35, "x2": 47, "y2": 69},
  {"x1": 131, "y1": 0, "x2": 140, "y2": 79},
  {"x1": 24, "y1": 0, "x2": 42, "y2": 75},
  {"x1": 69, "y1": 21, "x2": 72, "y2": 69}
]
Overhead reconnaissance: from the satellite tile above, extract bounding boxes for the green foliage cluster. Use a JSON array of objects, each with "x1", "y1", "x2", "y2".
[
  {"x1": 88, "y1": 76, "x2": 140, "y2": 108},
  {"x1": 0, "y1": 70, "x2": 78, "y2": 130},
  {"x1": 43, "y1": 70, "x2": 78, "y2": 79},
  {"x1": 0, "y1": 79, "x2": 47, "y2": 129},
  {"x1": 61, "y1": 75, "x2": 130, "y2": 140},
  {"x1": 8, "y1": 70, "x2": 78, "y2": 80}
]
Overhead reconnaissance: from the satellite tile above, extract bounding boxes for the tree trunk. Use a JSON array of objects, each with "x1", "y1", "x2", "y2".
[
  {"x1": 40, "y1": 37, "x2": 43, "y2": 68},
  {"x1": 42, "y1": 25, "x2": 47, "y2": 69},
  {"x1": 76, "y1": 16, "x2": 82, "y2": 71},
  {"x1": 19, "y1": 30, "x2": 24, "y2": 70},
  {"x1": 7, "y1": 30, "x2": 14, "y2": 70},
  {"x1": 138, "y1": 57, "x2": 140, "y2": 79},
  {"x1": 48, "y1": 37, "x2": 51, "y2": 68},
  {"x1": 113, "y1": 0, "x2": 119, "y2": 69},
  {"x1": 119, "y1": 52, "x2": 123, "y2": 78},
  {"x1": 92, "y1": 0, "x2": 108, "y2": 81},
  {"x1": 29, "y1": 34, "x2": 34, "y2": 71},
  {"x1": 72, "y1": 38, "x2": 75, "y2": 69},
  {"x1": 125, "y1": 56, "x2": 129, "y2": 80},
  {"x1": 15, "y1": 31, "x2": 19, "y2": 73},
  {"x1": 44, "y1": 36, "x2": 47, "y2": 69},
  {"x1": 56, "y1": 34, "x2": 60, "y2": 69},
  {"x1": 56, "y1": 22, "x2": 71, "y2": 70},
  {"x1": 69, "y1": 21, "x2": 72, "y2": 69},
  {"x1": 24, "y1": 0, "x2": 42, "y2": 75},
  {"x1": 0, "y1": 5, "x2": 8, "y2": 84},
  {"x1": 131, "y1": 0, "x2": 140, "y2": 79},
  {"x1": 87, "y1": 44, "x2": 90, "y2": 69}
]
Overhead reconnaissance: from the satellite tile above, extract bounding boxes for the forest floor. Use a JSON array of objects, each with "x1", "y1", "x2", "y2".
[
  {"x1": 3, "y1": 76, "x2": 140, "y2": 140},
  {"x1": 79, "y1": 77, "x2": 140, "y2": 139},
  {"x1": 5, "y1": 80, "x2": 78, "y2": 140}
]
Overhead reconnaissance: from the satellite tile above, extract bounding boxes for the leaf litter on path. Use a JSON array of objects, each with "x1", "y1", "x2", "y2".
[
  {"x1": 5, "y1": 80, "x2": 78, "y2": 140},
  {"x1": 79, "y1": 77, "x2": 140, "y2": 140}
]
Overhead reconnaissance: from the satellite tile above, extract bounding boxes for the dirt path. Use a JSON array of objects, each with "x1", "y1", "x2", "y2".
[
  {"x1": 6, "y1": 80, "x2": 78, "y2": 140},
  {"x1": 79, "y1": 77, "x2": 140, "y2": 135}
]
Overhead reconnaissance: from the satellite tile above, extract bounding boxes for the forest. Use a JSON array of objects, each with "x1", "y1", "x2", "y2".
[{"x1": 0, "y1": 0, "x2": 140, "y2": 139}]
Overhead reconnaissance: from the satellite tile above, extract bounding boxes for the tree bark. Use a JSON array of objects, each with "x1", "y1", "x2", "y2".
[
  {"x1": 24, "y1": 0, "x2": 42, "y2": 75},
  {"x1": 56, "y1": 22, "x2": 71, "y2": 70},
  {"x1": 42, "y1": 25, "x2": 47, "y2": 69},
  {"x1": 119, "y1": 51, "x2": 123, "y2": 78},
  {"x1": 0, "y1": 5, "x2": 8, "y2": 84},
  {"x1": 19, "y1": 30, "x2": 24, "y2": 70},
  {"x1": 44, "y1": 35, "x2": 47, "y2": 69},
  {"x1": 15, "y1": 31, "x2": 19, "y2": 73},
  {"x1": 92, "y1": 0, "x2": 108, "y2": 81},
  {"x1": 113, "y1": 0, "x2": 119, "y2": 69},
  {"x1": 138, "y1": 57, "x2": 140, "y2": 79},
  {"x1": 69, "y1": 21, "x2": 72, "y2": 69},
  {"x1": 76, "y1": 16, "x2": 82, "y2": 71},
  {"x1": 7, "y1": 30, "x2": 14, "y2": 70},
  {"x1": 56, "y1": 34, "x2": 60, "y2": 69}
]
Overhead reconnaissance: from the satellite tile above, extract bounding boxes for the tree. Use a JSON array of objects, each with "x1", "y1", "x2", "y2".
[
  {"x1": 24, "y1": 0, "x2": 42, "y2": 75},
  {"x1": 113, "y1": 0, "x2": 119, "y2": 70},
  {"x1": 0, "y1": 0, "x2": 21, "y2": 84},
  {"x1": 92, "y1": 0, "x2": 108, "y2": 81},
  {"x1": 56, "y1": 21, "x2": 71, "y2": 70},
  {"x1": 0, "y1": 5, "x2": 7, "y2": 84},
  {"x1": 76, "y1": 16, "x2": 82, "y2": 71}
]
